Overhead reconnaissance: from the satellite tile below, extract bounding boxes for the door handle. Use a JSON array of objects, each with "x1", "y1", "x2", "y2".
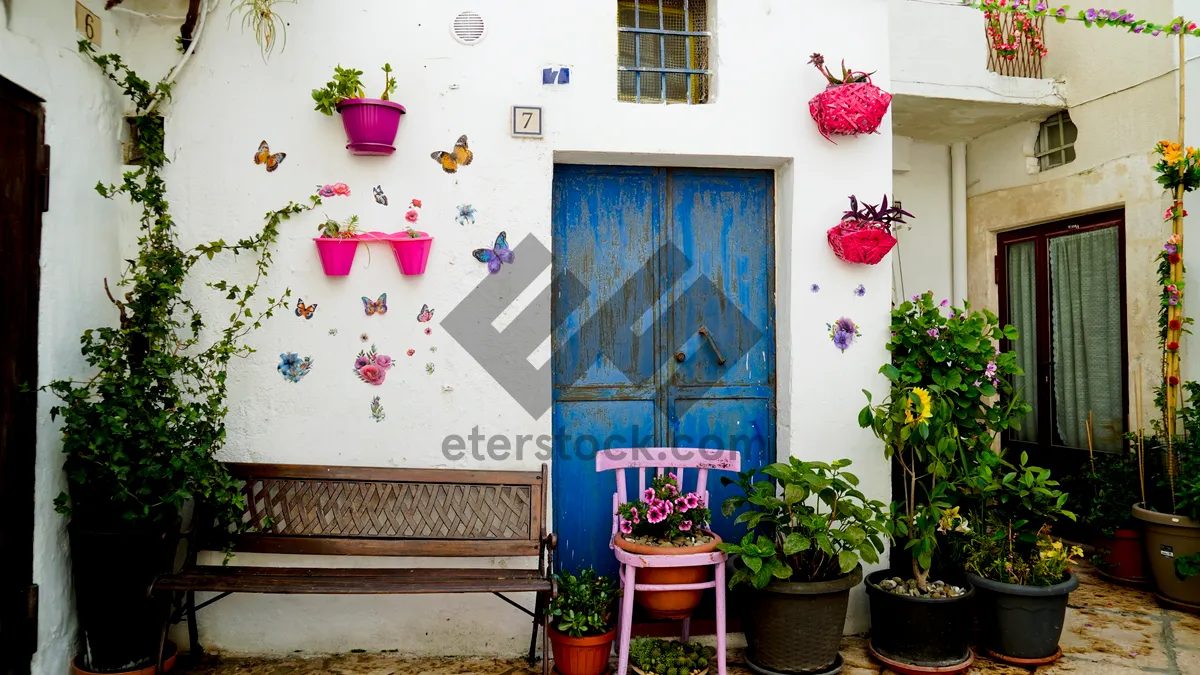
[{"x1": 698, "y1": 326, "x2": 727, "y2": 365}]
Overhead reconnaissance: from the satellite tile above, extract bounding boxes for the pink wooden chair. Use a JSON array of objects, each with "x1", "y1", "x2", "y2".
[{"x1": 596, "y1": 448, "x2": 741, "y2": 675}]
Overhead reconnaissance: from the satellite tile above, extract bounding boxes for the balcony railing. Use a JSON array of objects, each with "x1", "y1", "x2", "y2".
[{"x1": 985, "y1": 10, "x2": 1046, "y2": 79}]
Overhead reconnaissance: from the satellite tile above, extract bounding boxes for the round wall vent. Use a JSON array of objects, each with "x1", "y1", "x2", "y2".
[{"x1": 451, "y1": 11, "x2": 487, "y2": 45}]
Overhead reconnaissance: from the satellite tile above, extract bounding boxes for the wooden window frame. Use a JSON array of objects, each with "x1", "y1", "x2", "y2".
[
  {"x1": 995, "y1": 208, "x2": 1129, "y2": 455},
  {"x1": 1035, "y1": 111, "x2": 1078, "y2": 171}
]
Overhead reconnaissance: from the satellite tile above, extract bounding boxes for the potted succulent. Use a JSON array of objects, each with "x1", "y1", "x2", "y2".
[
  {"x1": 807, "y1": 53, "x2": 892, "y2": 142},
  {"x1": 1134, "y1": 381, "x2": 1200, "y2": 610},
  {"x1": 628, "y1": 638, "x2": 715, "y2": 675},
  {"x1": 615, "y1": 473, "x2": 715, "y2": 619},
  {"x1": 859, "y1": 292, "x2": 1030, "y2": 674},
  {"x1": 1074, "y1": 448, "x2": 1146, "y2": 583},
  {"x1": 312, "y1": 63, "x2": 405, "y2": 155},
  {"x1": 388, "y1": 200, "x2": 433, "y2": 275},
  {"x1": 314, "y1": 215, "x2": 362, "y2": 276},
  {"x1": 827, "y1": 195, "x2": 912, "y2": 265},
  {"x1": 52, "y1": 43, "x2": 304, "y2": 674},
  {"x1": 717, "y1": 458, "x2": 888, "y2": 675},
  {"x1": 960, "y1": 450, "x2": 1080, "y2": 666},
  {"x1": 545, "y1": 568, "x2": 619, "y2": 675}
]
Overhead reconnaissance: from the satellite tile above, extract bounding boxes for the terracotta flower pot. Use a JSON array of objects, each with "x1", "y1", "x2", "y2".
[
  {"x1": 1096, "y1": 528, "x2": 1148, "y2": 583},
  {"x1": 549, "y1": 627, "x2": 615, "y2": 675},
  {"x1": 73, "y1": 641, "x2": 177, "y2": 675},
  {"x1": 614, "y1": 531, "x2": 721, "y2": 620}
]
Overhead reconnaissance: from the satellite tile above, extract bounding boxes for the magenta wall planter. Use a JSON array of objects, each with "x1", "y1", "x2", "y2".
[
  {"x1": 336, "y1": 98, "x2": 406, "y2": 155},
  {"x1": 389, "y1": 233, "x2": 433, "y2": 275},
  {"x1": 313, "y1": 237, "x2": 360, "y2": 276}
]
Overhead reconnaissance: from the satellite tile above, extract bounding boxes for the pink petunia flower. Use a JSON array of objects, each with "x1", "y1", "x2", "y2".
[
  {"x1": 679, "y1": 520, "x2": 693, "y2": 532},
  {"x1": 629, "y1": 507, "x2": 639, "y2": 524},
  {"x1": 644, "y1": 488, "x2": 655, "y2": 501},
  {"x1": 684, "y1": 493, "x2": 700, "y2": 510},
  {"x1": 620, "y1": 520, "x2": 633, "y2": 534},
  {"x1": 647, "y1": 507, "x2": 665, "y2": 524}
]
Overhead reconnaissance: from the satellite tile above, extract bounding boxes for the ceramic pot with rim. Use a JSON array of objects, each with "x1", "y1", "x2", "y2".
[
  {"x1": 742, "y1": 565, "x2": 862, "y2": 675},
  {"x1": 335, "y1": 98, "x2": 406, "y2": 155},
  {"x1": 548, "y1": 628, "x2": 616, "y2": 675},
  {"x1": 614, "y1": 531, "x2": 721, "y2": 620},
  {"x1": 1133, "y1": 503, "x2": 1200, "y2": 609},
  {"x1": 966, "y1": 572, "x2": 1079, "y2": 662}
]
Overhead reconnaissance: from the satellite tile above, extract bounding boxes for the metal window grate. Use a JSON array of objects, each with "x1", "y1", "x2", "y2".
[
  {"x1": 618, "y1": 0, "x2": 710, "y2": 104},
  {"x1": 1036, "y1": 111, "x2": 1078, "y2": 171}
]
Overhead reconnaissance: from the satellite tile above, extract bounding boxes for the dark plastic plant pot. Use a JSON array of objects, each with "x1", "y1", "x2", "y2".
[
  {"x1": 336, "y1": 98, "x2": 405, "y2": 155},
  {"x1": 965, "y1": 572, "x2": 1079, "y2": 660},
  {"x1": 742, "y1": 565, "x2": 862, "y2": 674},
  {"x1": 865, "y1": 570, "x2": 975, "y2": 670},
  {"x1": 1133, "y1": 503, "x2": 1200, "y2": 608},
  {"x1": 68, "y1": 519, "x2": 180, "y2": 673}
]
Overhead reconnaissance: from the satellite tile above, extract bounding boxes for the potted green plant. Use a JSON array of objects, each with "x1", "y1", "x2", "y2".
[
  {"x1": 52, "y1": 43, "x2": 310, "y2": 674},
  {"x1": 1134, "y1": 381, "x2": 1200, "y2": 610},
  {"x1": 717, "y1": 458, "x2": 888, "y2": 675},
  {"x1": 312, "y1": 63, "x2": 405, "y2": 155},
  {"x1": 313, "y1": 215, "x2": 362, "y2": 276},
  {"x1": 614, "y1": 473, "x2": 715, "y2": 619},
  {"x1": 1074, "y1": 448, "x2": 1146, "y2": 583},
  {"x1": 545, "y1": 568, "x2": 619, "y2": 675},
  {"x1": 858, "y1": 291, "x2": 1030, "y2": 674},
  {"x1": 627, "y1": 638, "x2": 714, "y2": 675},
  {"x1": 959, "y1": 450, "x2": 1080, "y2": 666}
]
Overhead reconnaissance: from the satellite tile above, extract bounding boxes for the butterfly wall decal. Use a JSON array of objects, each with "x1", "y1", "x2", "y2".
[
  {"x1": 295, "y1": 299, "x2": 317, "y2": 320},
  {"x1": 473, "y1": 231, "x2": 515, "y2": 274},
  {"x1": 416, "y1": 304, "x2": 434, "y2": 323},
  {"x1": 431, "y1": 135, "x2": 473, "y2": 174},
  {"x1": 253, "y1": 140, "x2": 286, "y2": 172},
  {"x1": 373, "y1": 185, "x2": 388, "y2": 206},
  {"x1": 362, "y1": 293, "x2": 388, "y2": 316}
]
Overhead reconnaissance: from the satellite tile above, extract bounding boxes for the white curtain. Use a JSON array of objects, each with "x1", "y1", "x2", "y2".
[{"x1": 1049, "y1": 228, "x2": 1123, "y2": 451}]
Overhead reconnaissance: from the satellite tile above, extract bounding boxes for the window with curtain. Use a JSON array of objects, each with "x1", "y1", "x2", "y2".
[{"x1": 997, "y1": 212, "x2": 1127, "y2": 455}]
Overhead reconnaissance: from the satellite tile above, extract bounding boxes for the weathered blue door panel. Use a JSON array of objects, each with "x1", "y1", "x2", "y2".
[
  {"x1": 551, "y1": 165, "x2": 775, "y2": 574},
  {"x1": 552, "y1": 399, "x2": 657, "y2": 578},
  {"x1": 671, "y1": 396, "x2": 772, "y2": 541}
]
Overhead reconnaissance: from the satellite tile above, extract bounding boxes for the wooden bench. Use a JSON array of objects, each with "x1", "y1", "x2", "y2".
[{"x1": 152, "y1": 463, "x2": 555, "y2": 674}]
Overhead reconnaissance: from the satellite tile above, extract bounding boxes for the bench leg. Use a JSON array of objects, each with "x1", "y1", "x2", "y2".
[
  {"x1": 542, "y1": 608, "x2": 550, "y2": 675},
  {"x1": 528, "y1": 590, "x2": 544, "y2": 667},
  {"x1": 186, "y1": 591, "x2": 204, "y2": 660}
]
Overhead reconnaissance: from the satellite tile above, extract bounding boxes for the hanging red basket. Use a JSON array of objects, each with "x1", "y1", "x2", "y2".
[
  {"x1": 827, "y1": 220, "x2": 897, "y2": 265},
  {"x1": 809, "y1": 80, "x2": 892, "y2": 143}
]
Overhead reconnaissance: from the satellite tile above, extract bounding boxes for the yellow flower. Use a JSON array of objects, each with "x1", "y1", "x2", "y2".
[
  {"x1": 1190, "y1": 147, "x2": 1199, "y2": 158},
  {"x1": 1052, "y1": 540, "x2": 1063, "y2": 551},
  {"x1": 1166, "y1": 147, "x2": 1184, "y2": 165},
  {"x1": 905, "y1": 387, "x2": 933, "y2": 426}
]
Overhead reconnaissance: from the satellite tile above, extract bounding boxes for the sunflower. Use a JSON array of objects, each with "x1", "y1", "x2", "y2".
[{"x1": 904, "y1": 387, "x2": 933, "y2": 425}]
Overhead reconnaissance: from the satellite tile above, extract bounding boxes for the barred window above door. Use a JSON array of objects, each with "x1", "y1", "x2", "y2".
[{"x1": 618, "y1": 0, "x2": 711, "y2": 104}]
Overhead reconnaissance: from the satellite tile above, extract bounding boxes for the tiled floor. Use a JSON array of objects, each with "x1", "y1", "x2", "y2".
[{"x1": 176, "y1": 565, "x2": 1200, "y2": 675}]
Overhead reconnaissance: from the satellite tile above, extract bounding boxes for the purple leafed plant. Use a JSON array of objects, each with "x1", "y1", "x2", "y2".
[{"x1": 841, "y1": 195, "x2": 914, "y2": 234}]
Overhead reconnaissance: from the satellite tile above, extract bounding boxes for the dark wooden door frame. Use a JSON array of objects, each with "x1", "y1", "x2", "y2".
[
  {"x1": 0, "y1": 73, "x2": 47, "y2": 675},
  {"x1": 994, "y1": 208, "x2": 1129, "y2": 462}
]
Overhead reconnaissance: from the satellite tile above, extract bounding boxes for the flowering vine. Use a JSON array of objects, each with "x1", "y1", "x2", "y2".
[{"x1": 963, "y1": 1, "x2": 1200, "y2": 48}]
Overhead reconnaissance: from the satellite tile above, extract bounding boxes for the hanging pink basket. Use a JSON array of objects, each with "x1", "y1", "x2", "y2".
[
  {"x1": 809, "y1": 80, "x2": 892, "y2": 143},
  {"x1": 387, "y1": 232, "x2": 434, "y2": 275},
  {"x1": 827, "y1": 220, "x2": 897, "y2": 265},
  {"x1": 313, "y1": 237, "x2": 360, "y2": 276}
]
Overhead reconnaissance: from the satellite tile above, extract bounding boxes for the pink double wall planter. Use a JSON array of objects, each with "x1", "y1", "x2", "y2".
[
  {"x1": 336, "y1": 98, "x2": 406, "y2": 156},
  {"x1": 313, "y1": 232, "x2": 432, "y2": 276}
]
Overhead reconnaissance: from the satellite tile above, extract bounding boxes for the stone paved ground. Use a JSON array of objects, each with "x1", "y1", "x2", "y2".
[{"x1": 177, "y1": 565, "x2": 1200, "y2": 675}]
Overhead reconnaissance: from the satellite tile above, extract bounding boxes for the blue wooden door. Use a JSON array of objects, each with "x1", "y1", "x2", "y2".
[{"x1": 551, "y1": 166, "x2": 774, "y2": 577}]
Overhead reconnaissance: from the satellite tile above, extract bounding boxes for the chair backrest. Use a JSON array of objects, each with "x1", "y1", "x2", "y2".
[
  {"x1": 595, "y1": 449, "x2": 741, "y2": 543},
  {"x1": 206, "y1": 463, "x2": 547, "y2": 557}
]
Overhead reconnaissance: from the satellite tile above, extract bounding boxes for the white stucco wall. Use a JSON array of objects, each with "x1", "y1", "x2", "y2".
[
  {"x1": 0, "y1": 1, "x2": 138, "y2": 673},
  {"x1": 892, "y1": 136, "x2": 952, "y2": 304},
  {"x1": 133, "y1": 0, "x2": 895, "y2": 656}
]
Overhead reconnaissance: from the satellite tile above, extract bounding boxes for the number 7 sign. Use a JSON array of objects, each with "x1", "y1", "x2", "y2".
[{"x1": 511, "y1": 106, "x2": 543, "y2": 138}]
